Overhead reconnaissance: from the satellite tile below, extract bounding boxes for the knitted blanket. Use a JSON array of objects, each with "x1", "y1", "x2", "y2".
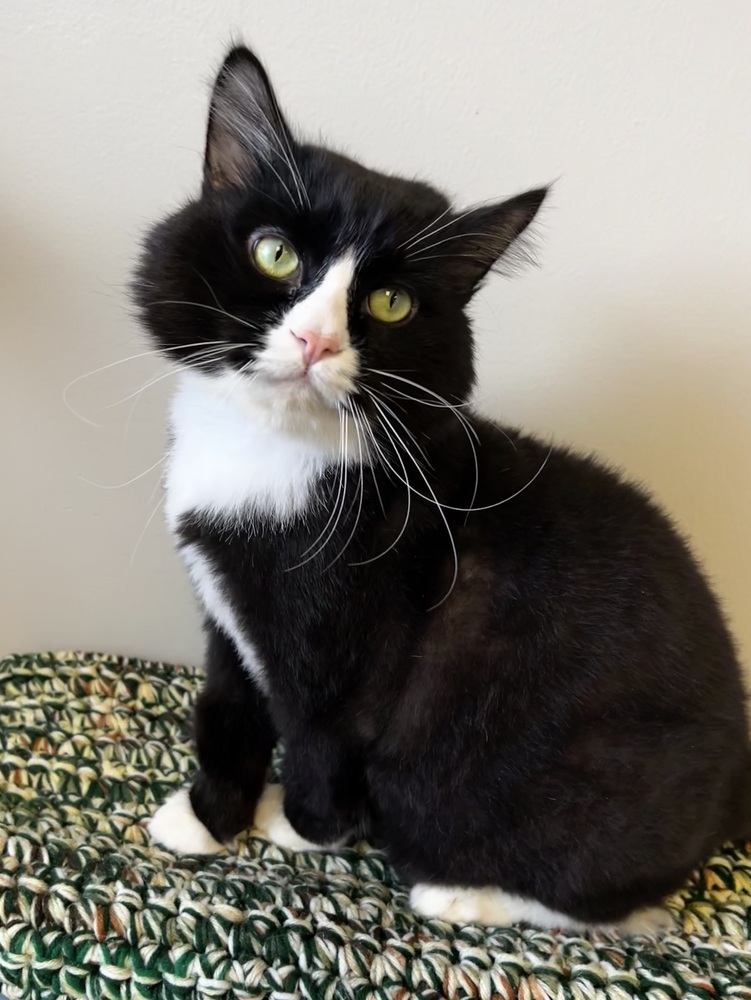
[{"x1": 1, "y1": 652, "x2": 751, "y2": 1000}]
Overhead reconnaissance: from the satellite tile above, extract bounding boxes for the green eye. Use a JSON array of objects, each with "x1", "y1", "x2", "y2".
[
  {"x1": 367, "y1": 288, "x2": 414, "y2": 324},
  {"x1": 252, "y1": 236, "x2": 300, "y2": 280}
]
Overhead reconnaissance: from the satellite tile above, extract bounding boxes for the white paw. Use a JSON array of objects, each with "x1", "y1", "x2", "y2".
[
  {"x1": 252, "y1": 783, "x2": 338, "y2": 852},
  {"x1": 409, "y1": 884, "x2": 513, "y2": 924},
  {"x1": 410, "y1": 884, "x2": 465, "y2": 921},
  {"x1": 409, "y1": 882, "x2": 672, "y2": 935},
  {"x1": 619, "y1": 906, "x2": 675, "y2": 936},
  {"x1": 148, "y1": 788, "x2": 225, "y2": 855},
  {"x1": 409, "y1": 883, "x2": 583, "y2": 930}
]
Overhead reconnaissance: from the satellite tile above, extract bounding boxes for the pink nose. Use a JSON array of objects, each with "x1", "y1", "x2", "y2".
[{"x1": 292, "y1": 328, "x2": 340, "y2": 367}]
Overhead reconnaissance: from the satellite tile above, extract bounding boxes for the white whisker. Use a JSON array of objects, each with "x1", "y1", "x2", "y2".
[
  {"x1": 383, "y1": 380, "x2": 517, "y2": 453},
  {"x1": 405, "y1": 231, "x2": 489, "y2": 260},
  {"x1": 359, "y1": 386, "x2": 432, "y2": 467},
  {"x1": 370, "y1": 399, "x2": 458, "y2": 610},
  {"x1": 380, "y1": 385, "x2": 473, "y2": 410},
  {"x1": 349, "y1": 403, "x2": 413, "y2": 567},
  {"x1": 104, "y1": 345, "x2": 236, "y2": 410},
  {"x1": 145, "y1": 299, "x2": 263, "y2": 332},
  {"x1": 285, "y1": 412, "x2": 349, "y2": 571},
  {"x1": 122, "y1": 388, "x2": 142, "y2": 446},
  {"x1": 189, "y1": 268, "x2": 233, "y2": 313},
  {"x1": 351, "y1": 402, "x2": 387, "y2": 519},
  {"x1": 122, "y1": 344, "x2": 250, "y2": 443},
  {"x1": 459, "y1": 410, "x2": 480, "y2": 527},
  {"x1": 219, "y1": 362, "x2": 258, "y2": 406},
  {"x1": 63, "y1": 340, "x2": 233, "y2": 426},
  {"x1": 120, "y1": 344, "x2": 232, "y2": 444},
  {"x1": 364, "y1": 372, "x2": 550, "y2": 512},
  {"x1": 322, "y1": 413, "x2": 364, "y2": 571},
  {"x1": 80, "y1": 454, "x2": 165, "y2": 491},
  {"x1": 398, "y1": 204, "x2": 452, "y2": 250},
  {"x1": 368, "y1": 369, "x2": 479, "y2": 443},
  {"x1": 129, "y1": 495, "x2": 166, "y2": 567},
  {"x1": 402, "y1": 201, "x2": 487, "y2": 252}
]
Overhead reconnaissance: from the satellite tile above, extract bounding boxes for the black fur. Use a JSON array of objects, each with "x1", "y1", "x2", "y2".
[{"x1": 134, "y1": 47, "x2": 750, "y2": 925}]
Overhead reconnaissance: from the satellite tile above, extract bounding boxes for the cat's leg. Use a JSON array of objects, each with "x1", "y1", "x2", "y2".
[
  {"x1": 148, "y1": 787, "x2": 225, "y2": 855},
  {"x1": 149, "y1": 623, "x2": 276, "y2": 854},
  {"x1": 283, "y1": 729, "x2": 366, "y2": 846},
  {"x1": 251, "y1": 782, "x2": 346, "y2": 851},
  {"x1": 409, "y1": 884, "x2": 673, "y2": 935},
  {"x1": 253, "y1": 728, "x2": 365, "y2": 851}
]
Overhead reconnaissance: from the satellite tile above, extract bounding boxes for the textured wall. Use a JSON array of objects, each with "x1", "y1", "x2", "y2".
[{"x1": 1, "y1": 0, "x2": 750, "y2": 668}]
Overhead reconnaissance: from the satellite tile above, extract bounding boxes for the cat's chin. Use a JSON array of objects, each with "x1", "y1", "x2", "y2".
[
  {"x1": 254, "y1": 370, "x2": 345, "y2": 419},
  {"x1": 193, "y1": 367, "x2": 344, "y2": 437}
]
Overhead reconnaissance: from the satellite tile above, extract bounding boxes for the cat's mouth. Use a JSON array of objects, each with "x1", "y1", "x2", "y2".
[
  {"x1": 261, "y1": 370, "x2": 309, "y2": 386},
  {"x1": 249, "y1": 353, "x2": 358, "y2": 413}
]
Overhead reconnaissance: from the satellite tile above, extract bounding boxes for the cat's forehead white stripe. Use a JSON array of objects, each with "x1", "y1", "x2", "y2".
[{"x1": 281, "y1": 251, "x2": 356, "y2": 346}]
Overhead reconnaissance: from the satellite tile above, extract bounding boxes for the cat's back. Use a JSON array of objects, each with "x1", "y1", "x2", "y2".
[
  {"x1": 475, "y1": 417, "x2": 717, "y2": 588},
  {"x1": 428, "y1": 415, "x2": 744, "y2": 714}
]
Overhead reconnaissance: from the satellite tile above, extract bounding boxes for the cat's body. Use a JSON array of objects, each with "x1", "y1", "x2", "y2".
[{"x1": 140, "y1": 47, "x2": 750, "y2": 932}]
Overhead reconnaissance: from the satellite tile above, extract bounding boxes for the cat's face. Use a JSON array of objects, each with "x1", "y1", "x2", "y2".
[{"x1": 135, "y1": 47, "x2": 544, "y2": 442}]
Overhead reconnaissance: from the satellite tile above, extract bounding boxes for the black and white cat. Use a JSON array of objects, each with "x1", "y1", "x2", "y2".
[{"x1": 137, "y1": 46, "x2": 750, "y2": 933}]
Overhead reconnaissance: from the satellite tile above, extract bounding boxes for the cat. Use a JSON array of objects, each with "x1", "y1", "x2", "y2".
[{"x1": 136, "y1": 46, "x2": 750, "y2": 933}]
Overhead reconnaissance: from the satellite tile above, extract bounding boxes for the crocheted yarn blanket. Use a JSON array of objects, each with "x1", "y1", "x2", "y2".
[{"x1": 1, "y1": 652, "x2": 751, "y2": 1000}]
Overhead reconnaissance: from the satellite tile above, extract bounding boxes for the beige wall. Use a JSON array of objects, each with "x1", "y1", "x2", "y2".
[{"x1": 1, "y1": 0, "x2": 750, "y2": 670}]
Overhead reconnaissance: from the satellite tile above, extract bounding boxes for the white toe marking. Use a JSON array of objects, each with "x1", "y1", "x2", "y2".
[
  {"x1": 409, "y1": 884, "x2": 673, "y2": 934},
  {"x1": 409, "y1": 884, "x2": 581, "y2": 930},
  {"x1": 252, "y1": 783, "x2": 345, "y2": 852},
  {"x1": 619, "y1": 905, "x2": 675, "y2": 936},
  {"x1": 148, "y1": 788, "x2": 225, "y2": 855}
]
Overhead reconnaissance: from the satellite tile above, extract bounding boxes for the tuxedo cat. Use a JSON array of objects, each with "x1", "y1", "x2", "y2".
[{"x1": 137, "y1": 46, "x2": 750, "y2": 932}]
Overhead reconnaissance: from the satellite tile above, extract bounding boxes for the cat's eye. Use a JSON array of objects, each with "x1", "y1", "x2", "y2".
[
  {"x1": 366, "y1": 288, "x2": 415, "y2": 325},
  {"x1": 251, "y1": 236, "x2": 300, "y2": 280}
]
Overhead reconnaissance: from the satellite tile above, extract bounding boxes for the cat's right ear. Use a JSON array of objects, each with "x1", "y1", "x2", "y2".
[{"x1": 204, "y1": 46, "x2": 294, "y2": 192}]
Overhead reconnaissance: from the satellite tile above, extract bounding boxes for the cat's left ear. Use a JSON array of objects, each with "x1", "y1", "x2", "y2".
[
  {"x1": 444, "y1": 187, "x2": 547, "y2": 297},
  {"x1": 203, "y1": 46, "x2": 296, "y2": 192}
]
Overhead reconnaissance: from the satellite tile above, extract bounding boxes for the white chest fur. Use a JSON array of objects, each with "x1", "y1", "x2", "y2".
[
  {"x1": 164, "y1": 370, "x2": 354, "y2": 685},
  {"x1": 181, "y1": 542, "x2": 269, "y2": 689},
  {"x1": 164, "y1": 370, "x2": 344, "y2": 530}
]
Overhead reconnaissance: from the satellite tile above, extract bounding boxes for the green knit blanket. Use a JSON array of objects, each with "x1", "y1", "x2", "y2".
[{"x1": 2, "y1": 652, "x2": 751, "y2": 1000}]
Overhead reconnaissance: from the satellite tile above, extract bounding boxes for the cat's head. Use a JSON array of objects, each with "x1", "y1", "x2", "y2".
[{"x1": 134, "y1": 46, "x2": 545, "y2": 443}]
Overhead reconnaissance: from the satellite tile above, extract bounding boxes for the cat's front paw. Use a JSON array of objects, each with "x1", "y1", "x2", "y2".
[
  {"x1": 148, "y1": 788, "x2": 225, "y2": 855},
  {"x1": 252, "y1": 783, "x2": 344, "y2": 852}
]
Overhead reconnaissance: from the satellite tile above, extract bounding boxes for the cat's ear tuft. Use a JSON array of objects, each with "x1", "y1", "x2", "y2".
[
  {"x1": 446, "y1": 187, "x2": 548, "y2": 296},
  {"x1": 204, "y1": 46, "x2": 295, "y2": 192}
]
